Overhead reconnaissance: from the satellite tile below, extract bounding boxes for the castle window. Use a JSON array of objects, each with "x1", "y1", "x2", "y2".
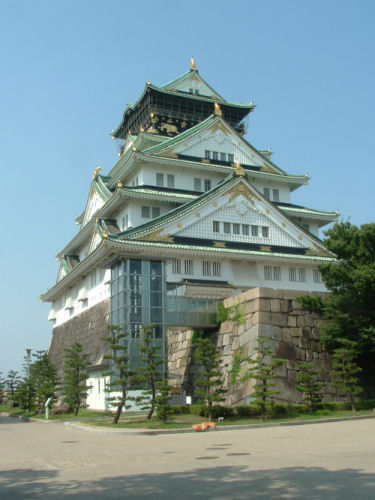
[
  {"x1": 213, "y1": 221, "x2": 220, "y2": 233},
  {"x1": 194, "y1": 89, "x2": 200, "y2": 95},
  {"x1": 263, "y1": 187, "x2": 270, "y2": 200},
  {"x1": 313, "y1": 269, "x2": 322, "y2": 283},
  {"x1": 152, "y1": 207, "x2": 160, "y2": 218},
  {"x1": 172, "y1": 260, "x2": 181, "y2": 274},
  {"x1": 212, "y1": 261, "x2": 221, "y2": 276},
  {"x1": 205, "y1": 150, "x2": 210, "y2": 159},
  {"x1": 228, "y1": 153, "x2": 234, "y2": 163},
  {"x1": 141, "y1": 206, "x2": 150, "y2": 218},
  {"x1": 273, "y1": 266, "x2": 281, "y2": 281},
  {"x1": 264, "y1": 265, "x2": 272, "y2": 280},
  {"x1": 298, "y1": 268, "x2": 306, "y2": 282},
  {"x1": 221, "y1": 152, "x2": 227, "y2": 162},
  {"x1": 272, "y1": 189, "x2": 279, "y2": 201},
  {"x1": 242, "y1": 224, "x2": 249, "y2": 235},
  {"x1": 302, "y1": 223, "x2": 310, "y2": 232},
  {"x1": 262, "y1": 226, "x2": 269, "y2": 238},
  {"x1": 212, "y1": 151, "x2": 218, "y2": 161},
  {"x1": 167, "y1": 174, "x2": 175, "y2": 188},
  {"x1": 204, "y1": 179, "x2": 211, "y2": 191},
  {"x1": 189, "y1": 88, "x2": 194, "y2": 94},
  {"x1": 156, "y1": 173, "x2": 164, "y2": 187},
  {"x1": 223, "y1": 222, "x2": 231, "y2": 234},
  {"x1": 202, "y1": 261, "x2": 211, "y2": 276},
  {"x1": 233, "y1": 223, "x2": 240, "y2": 235},
  {"x1": 251, "y1": 225, "x2": 258, "y2": 237},
  {"x1": 184, "y1": 260, "x2": 193, "y2": 275},
  {"x1": 289, "y1": 267, "x2": 297, "y2": 281},
  {"x1": 194, "y1": 178, "x2": 202, "y2": 191}
]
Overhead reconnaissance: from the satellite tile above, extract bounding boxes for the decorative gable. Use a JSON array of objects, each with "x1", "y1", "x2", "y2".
[
  {"x1": 82, "y1": 189, "x2": 105, "y2": 227},
  {"x1": 166, "y1": 72, "x2": 222, "y2": 100}
]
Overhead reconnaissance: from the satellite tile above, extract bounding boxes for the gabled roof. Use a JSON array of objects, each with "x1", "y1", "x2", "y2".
[{"x1": 160, "y1": 68, "x2": 225, "y2": 100}]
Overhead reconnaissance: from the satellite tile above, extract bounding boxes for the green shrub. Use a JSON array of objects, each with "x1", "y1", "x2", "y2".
[
  {"x1": 169, "y1": 405, "x2": 190, "y2": 414},
  {"x1": 357, "y1": 399, "x2": 375, "y2": 410},
  {"x1": 189, "y1": 404, "x2": 235, "y2": 418}
]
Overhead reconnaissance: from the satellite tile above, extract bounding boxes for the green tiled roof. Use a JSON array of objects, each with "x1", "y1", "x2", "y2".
[{"x1": 160, "y1": 69, "x2": 225, "y2": 100}]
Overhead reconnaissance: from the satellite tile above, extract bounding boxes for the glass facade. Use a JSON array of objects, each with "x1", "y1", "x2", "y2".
[{"x1": 110, "y1": 259, "x2": 166, "y2": 369}]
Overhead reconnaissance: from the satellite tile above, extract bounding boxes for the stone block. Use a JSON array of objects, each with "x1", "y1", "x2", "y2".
[
  {"x1": 257, "y1": 298, "x2": 271, "y2": 312},
  {"x1": 258, "y1": 323, "x2": 282, "y2": 341},
  {"x1": 291, "y1": 327, "x2": 301, "y2": 337},
  {"x1": 296, "y1": 315, "x2": 306, "y2": 327},
  {"x1": 245, "y1": 317, "x2": 253, "y2": 329},
  {"x1": 222, "y1": 334, "x2": 229, "y2": 346},
  {"x1": 282, "y1": 329, "x2": 291, "y2": 343},
  {"x1": 304, "y1": 314, "x2": 314, "y2": 327},
  {"x1": 288, "y1": 316, "x2": 297, "y2": 327},
  {"x1": 231, "y1": 336, "x2": 240, "y2": 351},
  {"x1": 270, "y1": 299, "x2": 281, "y2": 312},
  {"x1": 258, "y1": 287, "x2": 283, "y2": 299}
]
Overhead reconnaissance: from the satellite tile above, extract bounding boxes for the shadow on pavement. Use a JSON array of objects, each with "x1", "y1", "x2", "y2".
[{"x1": 0, "y1": 465, "x2": 374, "y2": 499}]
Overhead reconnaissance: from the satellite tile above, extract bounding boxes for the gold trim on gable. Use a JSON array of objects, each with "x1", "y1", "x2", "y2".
[
  {"x1": 226, "y1": 183, "x2": 261, "y2": 205},
  {"x1": 138, "y1": 229, "x2": 174, "y2": 243},
  {"x1": 305, "y1": 243, "x2": 332, "y2": 258},
  {"x1": 213, "y1": 241, "x2": 226, "y2": 248},
  {"x1": 162, "y1": 150, "x2": 178, "y2": 159},
  {"x1": 261, "y1": 163, "x2": 275, "y2": 173},
  {"x1": 210, "y1": 121, "x2": 229, "y2": 135},
  {"x1": 260, "y1": 245, "x2": 272, "y2": 252}
]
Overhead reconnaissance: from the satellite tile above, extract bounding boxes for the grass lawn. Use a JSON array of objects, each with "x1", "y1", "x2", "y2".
[
  {"x1": 0, "y1": 403, "x2": 112, "y2": 421},
  {"x1": 87, "y1": 408, "x2": 375, "y2": 430}
]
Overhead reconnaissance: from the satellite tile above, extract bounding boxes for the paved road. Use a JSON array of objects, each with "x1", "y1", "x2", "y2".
[{"x1": 1, "y1": 416, "x2": 375, "y2": 499}]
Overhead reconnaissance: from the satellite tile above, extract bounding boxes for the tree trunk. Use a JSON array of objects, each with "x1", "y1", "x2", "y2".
[{"x1": 113, "y1": 401, "x2": 124, "y2": 424}]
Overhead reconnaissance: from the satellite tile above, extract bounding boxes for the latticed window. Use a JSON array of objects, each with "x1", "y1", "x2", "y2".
[
  {"x1": 273, "y1": 189, "x2": 279, "y2": 201},
  {"x1": 202, "y1": 261, "x2": 211, "y2": 276},
  {"x1": 204, "y1": 179, "x2": 212, "y2": 191},
  {"x1": 224, "y1": 222, "x2": 231, "y2": 234},
  {"x1": 213, "y1": 221, "x2": 220, "y2": 233},
  {"x1": 228, "y1": 153, "x2": 234, "y2": 163},
  {"x1": 152, "y1": 207, "x2": 160, "y2": 218},
  {"x1": 212, "y1": 151, "x2": 218, "y2": 161},
  {"x1": 263, "y1": 187, "x2": 270, "y2": 199},
  {"x1": 242, "y1": 224, "x2": 249, "y2": 235},
  {"x1": 298, "y1": 268, "x2": 306, "y2": 282},
  {"x1": 303, "y1": 223, "x2": 310, "y2": 232},
  {"x1": 313, "y1": 269, "x2": 322, "y2": 283},
  {"x1": 141, "y1": 206, "x2": 150, "y2": 218},
  {"x1": 273, "y1": 266, "x2": 281, "y2": 281},
  {"x1": 233, "y1": 223, "x2": 240, "y2": 235},
  {"x1": 212, "y1": 261, "x2": 221, "y2": 276},
  {"x1": 194, "y1": 178, "x2": 202, "y2": 191},
  {"x1": 251, "y1": 225, "x2": 258, "y2": 236},
  {"x1": 156, "y1": 173, "x2": 164, "y2": 187},
  {"x1": 172, "y1": 260, "x2": 181, "y2": 274},
  {"x1": 184, "y1": 260, "x2": 193, "y2": 275},
  {"x1": 262, "y1": 226, "x2": 269, "y2": 238},
  {"x1": 264, "y1": 265, "x2": 272, "y2": 280},
  {"x1": 167, "y1": 174, "x2": 175, "y2": 188},
  {"x1": 289, "y1": 267, "x2": 297, "y2": 281},
  {"x1": 220, "y1": 152, "x2": 227, "y2": 161},
  {"x1": 205, "y1": 150, "x2": 210, "y2": 159}
]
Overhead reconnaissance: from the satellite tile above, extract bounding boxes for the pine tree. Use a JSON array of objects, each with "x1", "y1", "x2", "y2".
[
  {"x1": 330, "y1": 339, "x2": 362, "y2": 411},
  {"x1": 29, "y1": 351, "x2": 59, "y2": 414},
  {"x1": 295, "y1": 362, "x2": 324, "y2": 412},
  {"x1": 155, "y1": 378, "x2": 172, "y2": 424},
  {"x1": 193, "y1": 334, "x2": 226, "y2": 422},
  {"x1": 233, "y1": 337, "x2": 287, "y2": 421},
  {"x1": 0, "y1": 372, "x2": 5, "y2": 404},
  {"x1": 62, "y1": 343, "x2": 91, "y2": 416},
  {"x1": 102, "y1": 325, "x2": 136, "y2": 424},
  {"x1": 5, "y1": 370, "x2": 21, "y2": 398},
  {"x1": 135, "y1": 326, "x2": 164, "y2": 420},
  {"x1": 14, "y1": 379, "x2": 36, "y2": 411}
]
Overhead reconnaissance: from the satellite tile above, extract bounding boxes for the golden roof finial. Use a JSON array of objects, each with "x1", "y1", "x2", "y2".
[
  {"x1": 214, "y1": 102, "x2": 222, "y2": 116},
  {"x1": 102, "y1": 231, "x2": 108, "y2": 239},
  {"x1": 234, "y1": 158, "x2": 245, "y2": 177},
  {"x1": 190, "y1": 57, "x2": 197, "y2": 72},
  {"x1": 92, "y1": 165, "x2": 102, "y2": 180},
  {"x1": 117, "y1": 180, "x2": 122, "y2": 188}
]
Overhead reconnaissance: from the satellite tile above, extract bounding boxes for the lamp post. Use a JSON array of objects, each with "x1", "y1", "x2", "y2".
[{"x1": 26, "y1": 349, "x2": 32, "y2": 412}]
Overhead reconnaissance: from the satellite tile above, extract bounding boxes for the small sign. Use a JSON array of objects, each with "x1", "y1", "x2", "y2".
[{"x1": 186, "y1": 396, "x2": 192, "y2": 405}]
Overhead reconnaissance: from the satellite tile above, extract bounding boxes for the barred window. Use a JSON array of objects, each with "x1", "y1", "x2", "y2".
[
  {"x1": 264, "y1": 265, "x2": 272, "y2": 280},
  {"x1": 213, "y1": 221, "x2": 220, "y2": 233},
  {"x1": 212, "y1": 151, "x2": 218, "y2": 161},
  {"x1": 242, "y1": 224, "x2": 249, "y2": 235},
  {"x1": 220, "y1": 152, "x2": 227, "y2": 162},
  {"x1": 204, "y1": 179, "x2": 212, "y2": 191},
  {"x1": 172, "y1": 260, "x2": 181, "y2": 274},
  {"x1": 228, "y1": 153, "x2": 234, "y2": 163},
  {"x1": 184, "y1": 260, "x2": 193, "y2": 275},
  {"x1": 251, "y1": 225, "x2": 258, "y2": 237},
  {"x1": 141, "y1": 206, "x2": 150, "y2": 218},
  {"x1": 212, "y1": 261, "x2": 221, "y2": 276},
  {"x1": 194, "y1": 178, "x2": 202, "y2": 191},
  {"x1": 273, "y1": 266, "x2": 281, "y2": 281},
  {"x1": 303, "y1": 223, "x2": 310, "y2": 232},
  {"x1": 233, "y1": 223, "x2": 240, "y2": 235},
  {"x1": 262, "y1": 226, "x2": 269, "y2": 238},
  {"x1": 263, "y1": 187, "x2": 270, "y2": 200},
  {"x1": 156, "y1": 173, "x2": 164, "y2": 187},
  {"x1": 289, "y1": 267, "x2": 297, "y2": 281},
  {"x1": 202, "y1": 261, "x2": 211, "y2": 276},
  {"x1": 273, "y1": 189, "x2": 279, "y2": 201},
  {"x1": 224, "y1": 222, "x2": 231, "y2": 234},
  {"x1": 152, "y1": 207, "x2": 160, "y2": 218},
  {"x1": 167, "y1": 174, "x2": 175, "y2": 188},
  {"x1": 313, "y1": 269, "x2": 322, "y2": 283},
  {"x1": 205, "y1": 150, "x2": 210, "y2": 159},
  {"x1": 298, "y1": 268, "x2": 306, "y2": 282}
]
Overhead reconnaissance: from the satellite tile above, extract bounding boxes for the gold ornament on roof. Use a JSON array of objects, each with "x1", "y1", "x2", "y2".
[
  {"x1": 117, "y1": 180, "x2": 122, "y2": 188},
  {"x1": 92, "y1": 166, "x2": 102, "y2": 180},
  {"x1": 234, "y1": 158, "x2": 245, "y2": 176},
  {"x1": 102, "y1": 231, "x2": 108, "y2": 239},
  {"x1": 190, "y1": 57, "x2": 197, "y2": 71},
  {"x1": 214, "y1": 102, "x2": 222, "y2": 116}
]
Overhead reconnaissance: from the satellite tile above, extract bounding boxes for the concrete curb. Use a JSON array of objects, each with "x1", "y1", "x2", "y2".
[{"x1": 64, "y1": 413, "x2": 375, "y2": 436}]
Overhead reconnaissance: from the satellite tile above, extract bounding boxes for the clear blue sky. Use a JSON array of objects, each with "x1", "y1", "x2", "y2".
[{"x1": 1, "y1": 0, "x2": 374, "y2": 375}]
